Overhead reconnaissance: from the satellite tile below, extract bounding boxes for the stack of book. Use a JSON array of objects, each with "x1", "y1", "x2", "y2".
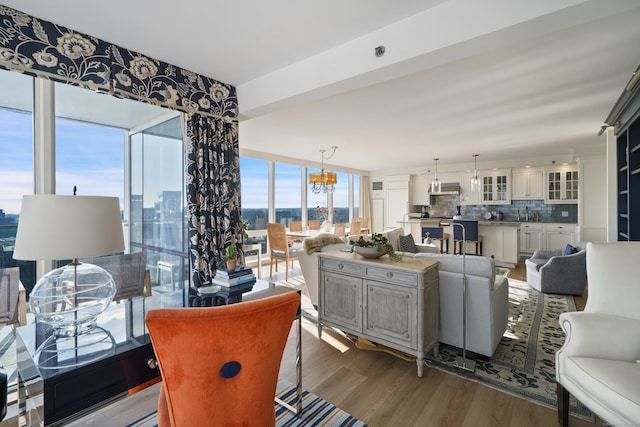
[{"x1": 213, "y1": 266, "x2": 256, "y2": 288}]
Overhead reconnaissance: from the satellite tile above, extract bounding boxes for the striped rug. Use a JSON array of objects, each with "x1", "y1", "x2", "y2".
[{"x1": 125, "y1": 379, "x2": 367, "y2": 427}]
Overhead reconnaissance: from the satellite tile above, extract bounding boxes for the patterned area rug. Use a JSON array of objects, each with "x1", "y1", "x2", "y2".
[
  {"x1": 426, "y1": 279, "x2": 593, "y2": 420},
  {"x1": 125, "y1": 379, "x2": 367, "y2": 427}
]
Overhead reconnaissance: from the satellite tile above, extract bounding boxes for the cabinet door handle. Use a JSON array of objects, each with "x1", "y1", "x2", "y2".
[
  {"x1": 386, "y1": 272, "x2": 394, "y2": 278},
  {"x1": 146, "y1": 357, "x2": 158, "y2": 369}
]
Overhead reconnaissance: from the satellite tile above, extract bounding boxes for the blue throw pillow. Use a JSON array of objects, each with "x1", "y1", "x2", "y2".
[{"x1": 563, "y1": 244, "x2": 577, "y2": 256}]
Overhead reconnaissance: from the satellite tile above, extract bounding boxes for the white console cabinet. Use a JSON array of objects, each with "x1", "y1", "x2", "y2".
[{"x1": 317, "y1": 251, "x2": 439, "y2": 377}]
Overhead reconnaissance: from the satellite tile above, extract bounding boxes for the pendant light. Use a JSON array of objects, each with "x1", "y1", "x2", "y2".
[
  {"x1": 431, "y1": 158, "x2": 441, "y2": 193},
  {"x1": 470, "y1": 154, "x2": 480, "y2": 192}
]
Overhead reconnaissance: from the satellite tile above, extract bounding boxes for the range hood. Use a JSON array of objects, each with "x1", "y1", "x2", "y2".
[{"x1": 429, "y1": 182, "x2": 461, "y2": 195}]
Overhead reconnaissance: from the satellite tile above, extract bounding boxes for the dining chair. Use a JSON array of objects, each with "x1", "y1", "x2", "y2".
[
  {"x1": 0, "y1": 267, "x2": 26, "y2": 330},
  {"x1": 288, "y1": 220, "x2": 303, "y2": 245},
  {"x1": 267, "y1": 223, "x2": 301, "y2": 280},
  {"x1": 453, "y1": 219, "x2": 483, "y2": 255},
  {"x1": 82, "y1": 252, "x2": 152, "y2": 301},
  {"x1": 146, "y1": 291, "x2": 300, "y2": 427},
  {"x1": 352, "y1": 216, "x2": 369, "y2": 233},
  {"x1": 333, "y1": 223, "x2": 346, "y2": 238},
  {"x1": 308, "y1": 220, "x2": 321, "y2": 230},
  {"x1": 349, "y1": 221, "x2": 362, "y2": 237}
]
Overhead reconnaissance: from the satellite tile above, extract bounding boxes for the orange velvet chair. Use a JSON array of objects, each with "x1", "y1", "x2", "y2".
[{"x1": 146, "y1": 292, "x2": 300, "y2": 427}]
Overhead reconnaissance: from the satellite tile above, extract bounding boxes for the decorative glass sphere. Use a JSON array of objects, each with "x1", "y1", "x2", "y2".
[{"x1": 29, "y1": 262, "x2": 116, "y2": 337}]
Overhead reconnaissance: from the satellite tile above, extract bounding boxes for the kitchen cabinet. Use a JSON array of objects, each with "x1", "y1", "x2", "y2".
[
  {"x1": 519, "y1": 222, "x2": 543, "y2": 254},
  {"x1": 512, "y1": 168, "x2": 544, "y2": 200},
  {"x1": 545, "y1": 166, "x2": 579, "y2": 204},
  {"x1": 317, "y1": 251, "x2": 439, "y2": 377},
  {"x1": 544, "y1": 223, "x2": 577, "y2": 249},
  {"x1": 478, "y1": 223, "x2": 520, "y2": 268},
  {"x1": 480, "y1": 170, "x2": 511, "y2": 205},
  {"x1": 411, "y1": 174, "x2": 430, "y2": 206}
]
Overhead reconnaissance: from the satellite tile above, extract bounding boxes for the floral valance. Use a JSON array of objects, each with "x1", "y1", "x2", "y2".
[{"x1": 0, "y1": 5, "x2": 237, "y2": 120}]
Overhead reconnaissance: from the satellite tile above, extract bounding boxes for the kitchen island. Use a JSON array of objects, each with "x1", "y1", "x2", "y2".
[{"x1": 419, "y1": 219, "x2": 521, "y2": 268}]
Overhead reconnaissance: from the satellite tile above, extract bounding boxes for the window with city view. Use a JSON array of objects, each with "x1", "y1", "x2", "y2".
[{"x1": 0, "y1": 70, "x2": 34, "y2": 289}]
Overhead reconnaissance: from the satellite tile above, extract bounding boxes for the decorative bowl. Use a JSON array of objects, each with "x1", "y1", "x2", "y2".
[{"x1": 354, "y1": 246, "x2": 388, "y2": 259}]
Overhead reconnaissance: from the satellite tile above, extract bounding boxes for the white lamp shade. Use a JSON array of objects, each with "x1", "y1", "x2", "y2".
[{"x1": 13, "y1": 195, "x2": 125, "y2": 260}]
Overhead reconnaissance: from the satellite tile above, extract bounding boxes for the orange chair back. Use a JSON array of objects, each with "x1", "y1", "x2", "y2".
[
  {"x1": 289, "y1": 220, "x2": 302, "y2": 232},
  {"x1": 146, "y1": 292, "x2": 300, "y2": 427},
  {"x1": 308, "y1": 219, "x2": 321, "y2": 230}
]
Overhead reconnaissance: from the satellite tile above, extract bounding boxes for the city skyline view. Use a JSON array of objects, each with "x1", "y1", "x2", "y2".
[{"x1": 1, "y1": 107, "x2": 357, "y2": 219}]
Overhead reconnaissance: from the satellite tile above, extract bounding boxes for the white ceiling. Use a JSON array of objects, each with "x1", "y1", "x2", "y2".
[{"x1": 3, "y1": 0, "x2": 640, "y2": 173}]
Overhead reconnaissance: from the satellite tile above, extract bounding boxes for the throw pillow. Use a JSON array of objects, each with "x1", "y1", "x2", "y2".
[
  {"x1": 563, "y1": 244, "x2": 577, "y2": 256},
  {"x1": 398, "y1": 234, "x2": 418, "y2": 253}
]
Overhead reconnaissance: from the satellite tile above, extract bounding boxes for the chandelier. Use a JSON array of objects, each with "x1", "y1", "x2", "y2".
[{"x1": 309, "y1": 146, "x2": 338, "y2": 194}]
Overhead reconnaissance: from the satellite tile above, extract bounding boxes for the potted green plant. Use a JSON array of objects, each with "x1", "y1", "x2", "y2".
[
  {"x1": 219, "y1": 245, "x2": 238, "y2": 271},
  {"x1": 242, "y1": 220, "x2": 249, "y2": 240},
  {"x1": 351, "y1": 233, "x2": 401, "y2": 261}
]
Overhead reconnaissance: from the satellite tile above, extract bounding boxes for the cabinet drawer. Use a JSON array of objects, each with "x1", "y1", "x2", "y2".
[
  {"x1": 519, "y1": 223, "x2": 543, "y2": 231},
  {"x1": 543, "y1": 223, "x2": 575, "y2": 232},
  {"x1": 320, "y1": 257, "x2": 363, "y2": 275},
  {"x1": 364, "y1": 266, "x2": 418, "y2": 286}
]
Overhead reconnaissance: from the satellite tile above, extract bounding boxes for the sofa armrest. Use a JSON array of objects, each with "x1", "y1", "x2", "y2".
[
  {"x1": 558, "y1": 312, "x2": 640, "y2": 361},
  {"x1": 540, "y1": 250, "x2": 586, "y2": 278}
]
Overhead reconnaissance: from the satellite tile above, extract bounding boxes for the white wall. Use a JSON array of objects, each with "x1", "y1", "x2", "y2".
[{"x1": 579, "y1": 155, "x2": 608, "y2": 243}]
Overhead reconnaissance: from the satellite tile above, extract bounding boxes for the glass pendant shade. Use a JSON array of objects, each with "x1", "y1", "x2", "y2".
[
  {"x1": 431, "y1": 158, "x2": 441, "y2": 193},
  {"x1": 470, "y1": 154, "x2": 480, "y2": 192}
]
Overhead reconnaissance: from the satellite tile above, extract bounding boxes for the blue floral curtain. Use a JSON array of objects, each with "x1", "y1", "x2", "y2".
[
  {"x1": 184, "y1": 113, "x2": 242, "y2": 290},
  {"x1": 1, "y1": 4, "x2": 242, "y2": 290}
]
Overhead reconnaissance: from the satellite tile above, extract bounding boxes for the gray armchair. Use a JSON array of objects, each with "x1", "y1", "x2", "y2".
[{"x1": 525, "y1": 242, "x2": 588, "y2": 295}]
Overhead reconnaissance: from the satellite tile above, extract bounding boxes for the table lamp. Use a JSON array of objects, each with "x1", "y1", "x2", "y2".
[{"x1": 13, "y1": 195, "x2": 125, "y2": 368}]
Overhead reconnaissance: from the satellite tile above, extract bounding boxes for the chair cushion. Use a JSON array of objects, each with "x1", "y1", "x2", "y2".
[
  {"x1": 398, "y1": 234, "x2": 418, "y2": 253},
  {"x1": 564, "y1": 356, "x2": 640, "y2": 423},
  {"x1": 564, "y1": 244, "x2": 577, "y2": 256}
]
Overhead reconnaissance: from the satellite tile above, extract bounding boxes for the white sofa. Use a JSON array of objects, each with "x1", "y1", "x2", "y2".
[
  {"x1": 556, "y1": 242, "x2": 640, "y2": 426},
  {"x1": 402, "y1": 251, "x2": 509, "y2": 357},
  {"x1": 299, "y1": 228, "x2": 509, "y2": 357}
]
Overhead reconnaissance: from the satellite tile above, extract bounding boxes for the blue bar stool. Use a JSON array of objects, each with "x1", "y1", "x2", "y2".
[
  {"x1": 453, "y1": 220, "x2": 483, "y2": 255},
  {"x1": 421, "y1": 226, "x2": 449, "y2": 254}
]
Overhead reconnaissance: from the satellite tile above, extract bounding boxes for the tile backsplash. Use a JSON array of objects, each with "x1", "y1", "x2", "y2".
[{"x1": 420, "y1": 195, "x2": 577, "y2": 223}]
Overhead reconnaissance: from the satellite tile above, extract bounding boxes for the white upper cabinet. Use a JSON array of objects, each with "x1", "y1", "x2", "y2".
[
  {"x1": 411, "y1": 174, "x2": 430, "y2": 206},
  {"x1": 512, "y1": 168, "x2": 544, "y2": 200},
  {"x1": 545, "y1": 165, "x2": 579, "y2": 204},
  {"x1": 480, "y1": 169, "x2": 511, "y2": 205}
]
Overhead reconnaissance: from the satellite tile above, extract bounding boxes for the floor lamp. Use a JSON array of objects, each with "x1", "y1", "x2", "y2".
[
  {"x1": 452, "y1": 222, "x2": 476, "y2": 372},
  {"x1": 13, "y1": 194, "x2": 125, "y2": 369}
]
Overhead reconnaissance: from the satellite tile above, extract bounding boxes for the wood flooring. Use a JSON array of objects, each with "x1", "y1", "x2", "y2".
[{"x1": 67, "y1": 261, "x2": 601, "y2": 427}]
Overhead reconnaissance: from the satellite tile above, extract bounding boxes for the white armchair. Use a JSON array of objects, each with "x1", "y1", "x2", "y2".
[{"x1": 556, "y1": 242, "x2": 640, "y2": 426}]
